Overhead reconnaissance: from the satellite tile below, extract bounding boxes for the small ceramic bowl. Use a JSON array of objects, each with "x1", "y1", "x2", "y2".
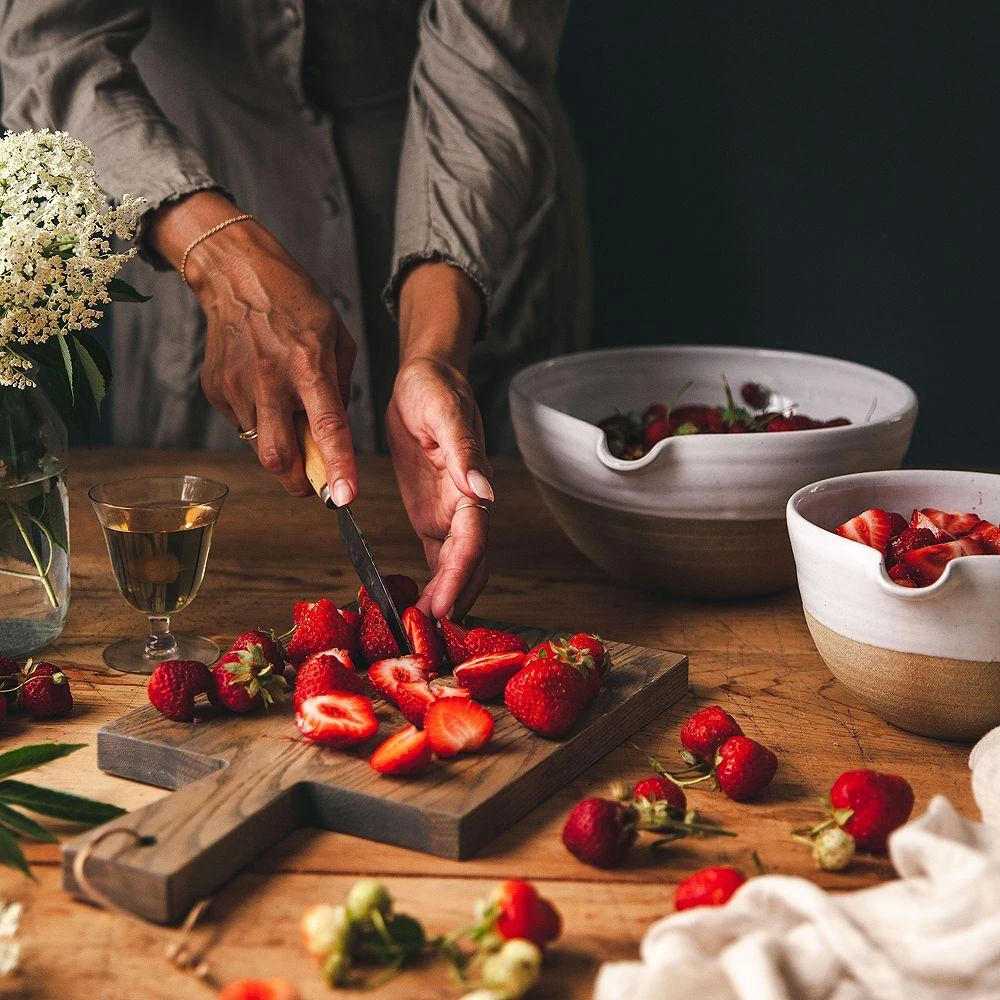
[
  {"x1": 510, "y1": 345, "x2": 917, "y2": 598},
  {"x1": 787, "y1": 469, "x2": 1000, "y2": 740}
]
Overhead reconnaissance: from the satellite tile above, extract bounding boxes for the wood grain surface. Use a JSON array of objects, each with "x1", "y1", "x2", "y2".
[
  {"x1": 0, "y1": 449, "x2": 980, "y2": 1000},
  {"x1": 62, "y1": 623, "x2": 686, "y2": 922}
]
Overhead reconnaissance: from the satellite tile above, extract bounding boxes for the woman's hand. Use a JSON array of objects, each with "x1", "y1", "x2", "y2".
[
  {"x1": 386, "y1": 357, "x2": 493, "y2": 620},
  {"x1": 147, "y1": 192, "x2": 358, "y2": 502},
  {"x1": 389, "y1": 262, "x2": 492, "y2": 619}
]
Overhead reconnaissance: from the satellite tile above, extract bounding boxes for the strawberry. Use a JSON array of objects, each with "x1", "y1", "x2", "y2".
[
  {"x1": 969, "y1": 520, "x2": 1000, "y2": 553},
  {"x1": 714, "y1": 736, "x2": 778, "y2": 801},
  {"x1": 642, "y1": 416, "x2": 671, "y2": 450},
  {"x1": 369, "y1": 724, "x2": 434, "y2": 775},
  {"x1": 293, "y1": 649, "x2": 363, "y2": 712},
  {"x1": 674, "y1": 866, "x2": 746, "y2": 911},
  {"x1": 20, "y1": 660, "x2": 72, "y2": 719},
  {"x1": 909, "y1": 508, "x2": 953, "y2": 542},
  {"x1": 424, "y1": 697, "x2": 494, "y2": 757},
  {"x1": 230, "y1": 630, "x2": 286, "y2": 676},
  {"x1": 490, "y1": 880, "x2": 562, "y2": 949},
  {"x1": 887, "y1": 563, "x2": 918, "y2": 587},
  {"x1": 453, "y1": 651, "x2": 528, "y2": 700},
  {"x1": 672, "y1": 404, "x2": 725, "y2": 433},
  {"x1": 0, "y1": 657, "x2": 23, "y2": 704},
  {"x1": 338, "y1": 607, "x2": 362, "y2": 658},
  {"x1": 357, "y1": 574, "x2": 419, "y2": 616},
  {"x1": 359, "y1": 607, "x2": 402, "y2": 664},
  {"x1": 463, "y1": 627, "x2": 529, "y2": 660},
  {"x1": 504, "y1": 657, "x2": 589, "y2": 738},
  {"x1": 147, "y1": 659, "x2": 213, "y2": 721},
  {"x1": 886, "y1": 525, "x2": 935, "y2": 566},
  {"x1": 680, "y1": 705, "x2": 744, "y2": 761},
  {"x1": 211, "y1": 645, "x2": 288, "y2": 713},
  {"x1": 830, "y1": 769, "x2": 914, "y2": 854},
  {"x1": 835, "y1": 508, "x2": 900, "y2": 553},
  {"x1": 632, "y1": 775, "x2": 686, "y2": 813},
  {"x1": 740, "y1": 382, "x2": 771, "y2": 410},
  {"x1": 564, "y1": 632, "x2": 611, "y2": 699},
  {"x1": 367, "y1": 655, "x2": 431, "y2": 705},
  {"x1": 918, "y1": 507, "x2": 982, "y2": 539},
  {"x1": 402, "y1": 606, "x2": 445, "y2": 676},
  {"x1": 295, "y1": 692, "x2": 378, "y2": 747},
  {"x1": 561, "y1": 797, "x2": 638, "y2": 868},
  {"x1": 217, "y1": 979, "x2": 300, "y2": 1000},
  {"x1": 900, "y1": 536, "x2": 989, "y2": 585},
  {"x1": 439, "y1": 618, "x2": 469, "y2": 666},
  {"x1": 642, "y1": 402, "x2": 668, "y2": 424},
  {"x1": 286, "y1": 599, "x2": 353, "y2": 666},
  {"x1": 395, "y1": 680, "x2": 438, "y2": 727}
]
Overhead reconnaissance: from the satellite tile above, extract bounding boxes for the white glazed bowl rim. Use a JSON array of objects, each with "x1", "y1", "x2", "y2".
[{"x1": 787, "y1": 468, "x2": 1000, "y2": 599}]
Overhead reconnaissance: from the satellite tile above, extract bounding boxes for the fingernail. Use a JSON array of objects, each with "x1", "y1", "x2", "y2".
[
  {"x1": 468, "y1": 470, "x2": 494, "y2": 502},
  {"x1": 331, "y1": 479, "x2": 354, "y2": 507}
]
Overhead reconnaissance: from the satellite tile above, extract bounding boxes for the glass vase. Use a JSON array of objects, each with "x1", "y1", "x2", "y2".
[{"x1": 0, "y1": 387, "x2": 70, "y2": 657}]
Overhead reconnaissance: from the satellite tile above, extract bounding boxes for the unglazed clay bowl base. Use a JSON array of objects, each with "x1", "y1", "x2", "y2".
[
  {"x1": 535, "y1": 480, "x2": 795, "y2": 598},
  {"x1": 805, "y1": 612, "x2": 1000, "y2": 741}
]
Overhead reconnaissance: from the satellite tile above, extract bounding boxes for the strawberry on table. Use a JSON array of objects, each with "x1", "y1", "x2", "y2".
[
  {"x1": 286, "y1": 599, "x2": 354, "y2": 666},
  {"x1": 360, "y1": 606, "x2": 402, "y2": 664},
  {"x1": 463, "y1": 627, "x2": 529, "y2": 660},
  {"x1": 423, "y1": 697, "x2": 494, "y2": 757},
  {"x1": 900, "y1": 536, "x2": 989, "y2": 585},
  {"x1": 20, "y1": 660, "x2": 72, "y2": 719},
  {"x1": 561, "y1": 797, "x2": 638, "y2": 868},
  {"x1": 147, "y1": 659, "x2": 213, "y2": 722},
  {"x1": 504, "y1": 654, "x2": 590, "y2": 738},
  {"x1": 394, "y1": 680, "x2": 439, "y2": 727},
  {"x1": 835, "y1": 508, "x2": 901, "y2": 554},
  {"x1": 631, "y1": 775, "x2": 686, "y2": 813},
  {"x1": 488, "y1": 880, "x2": 562, "y2": 949},
  {"x1": 296, "y1": 692, "x2": 378, "y2": 747},
  {"x1": 453, "y1": 651, "x2": 528, "y2": 700},
  {"x1": 217, "y1": 979, "x2": 300, "y2": 1000},
  {"x1": 439, "y1": 618, "x2": 469, "y2": 666},
  {"x1": 230, "y1": 630, "x2": 286, "y2": 676},
  {"x1": 293, "y1": 649, "x2": 364, "y2": 712},
  {"x1": 714, "y1": 736, "x2": 778, "y2": 801},
  {"x1": 402, "y1": 606, "x2": 445, "y2": 676},
  {"x1": 674, "y1": 866, "x2": 747, "y2": 911},
  {"x1": 367, "y1": 655, "x2": 431, "y2": 705},
  {"x1": 680, "y1": 705, "x2": 744, "y2": 761},
  {"x1": 830, "y1": 769, "x2": 914, "y2": 854},
  {"x1": 369, "y1": 724, "x2": 434, "y2": 775},
  {"x1": 212, "y1": 644, "x2": 288, "y2": 713}
]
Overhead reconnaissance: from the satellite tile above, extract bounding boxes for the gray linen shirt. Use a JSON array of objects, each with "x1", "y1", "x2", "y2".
[{"x1": 0, "y1": 0, "x2": 590, "y2": 453}]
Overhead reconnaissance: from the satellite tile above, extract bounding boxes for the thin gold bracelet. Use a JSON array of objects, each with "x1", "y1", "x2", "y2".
[{"x1": 179, "y1": 213, "x2": 254, "y2": 286}]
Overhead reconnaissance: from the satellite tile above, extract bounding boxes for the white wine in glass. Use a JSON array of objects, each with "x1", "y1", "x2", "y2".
[{"x1": 90, "y1": 476, "x2": 228, "y2": 674}]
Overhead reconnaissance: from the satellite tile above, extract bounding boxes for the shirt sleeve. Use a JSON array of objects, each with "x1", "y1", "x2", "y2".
[
  {"x1": 383, "y1": 0, "x2": 569, "y2": 326},
  {"x1": 0, "y1": 0, "x2": 221, "y2": 263}
]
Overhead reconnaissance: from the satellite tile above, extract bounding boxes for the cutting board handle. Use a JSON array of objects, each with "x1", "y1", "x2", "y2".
[{"x1": 294, "y1": 412, "x2": 330, "y2": 502}]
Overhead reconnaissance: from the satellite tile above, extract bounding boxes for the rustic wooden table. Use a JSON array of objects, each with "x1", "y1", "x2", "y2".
[{"x1": 0, "y1": 449, "x2": 976, "y2": 999}]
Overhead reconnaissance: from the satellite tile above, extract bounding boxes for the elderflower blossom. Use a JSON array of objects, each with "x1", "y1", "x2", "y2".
[
  {"x1": 0, "y1": 900, "x2": 22, "y2": 976},
  {"x1": 0, "y1": 129, "x2": 143, "y2": 387}
]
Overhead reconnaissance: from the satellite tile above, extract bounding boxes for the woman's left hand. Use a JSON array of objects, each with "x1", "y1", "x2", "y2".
[{"x1": 386, "y1": 356, "x2": 493, "y2": 620}]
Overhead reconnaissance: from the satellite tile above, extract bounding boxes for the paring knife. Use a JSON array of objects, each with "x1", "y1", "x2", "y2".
[{"x1": 295, "y1": 417, "x2": 412, "y2": 655}]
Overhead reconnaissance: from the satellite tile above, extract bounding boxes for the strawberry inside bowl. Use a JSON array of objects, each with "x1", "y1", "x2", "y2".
[
  {"x1": 787, "y1": 469, "x2": 1000, "y2": 740},
  {"x1": 509, "y1": 345, "x2": 916, "y2": 598}
]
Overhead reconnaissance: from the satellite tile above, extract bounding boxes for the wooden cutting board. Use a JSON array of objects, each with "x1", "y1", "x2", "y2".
[{"x1": 62, "y1": 620, "x2": 687, "y2": 924}]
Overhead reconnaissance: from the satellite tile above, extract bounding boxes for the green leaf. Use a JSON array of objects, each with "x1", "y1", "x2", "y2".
[
  {"x1": 107, "y1": 277, "x2": 151, "y2": 302},
  {"x1": 74, "y1": 331, "x2": 112, "y2": 385},
  {"x1": 56, "y1": 334, "x2": 74, "y2": 403},
  {"x1": 70, "y1": 336, "x2": 106, "y2": 412},
  {"x1": 0, "y1": 826, "x2": 34, "y2": 879},
  {"x1": 0, "y1": 780, "x2": 126, "y2": 825},
  {"x1": 0, "y1": 801, "x2": 59, "y2": 843},
  {"x1": 0, "y1": 743, "x2": 85, "y2": 780}
]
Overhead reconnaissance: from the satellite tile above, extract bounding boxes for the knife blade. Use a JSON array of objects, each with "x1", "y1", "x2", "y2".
[{"x1": 294, "y1": 416, "x2": 413, "y2": 655}]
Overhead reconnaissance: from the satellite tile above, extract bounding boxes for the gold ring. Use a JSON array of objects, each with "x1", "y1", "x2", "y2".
[
  {"x1": 443, "y1": 533, "x2": 453, "y2": 542},
  {"x1": 454, "y1": 501, "x2": 490, "y2": 516},
  {"x1": 237, "y1": 426, "x2": 259, "y2": 442}
]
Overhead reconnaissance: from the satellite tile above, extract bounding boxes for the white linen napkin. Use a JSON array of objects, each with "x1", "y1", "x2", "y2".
[{"x1": 594, "y1": 729, "x2": 1000, "y2": 1000}]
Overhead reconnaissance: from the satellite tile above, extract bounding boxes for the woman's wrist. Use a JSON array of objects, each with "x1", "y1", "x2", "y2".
[{"x1": 398, "y1": 261, "x2": 482, "y2": 372}]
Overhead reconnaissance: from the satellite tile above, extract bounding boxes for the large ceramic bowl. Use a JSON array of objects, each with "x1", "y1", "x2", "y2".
[
  {"x1": 788, "y1": 469, "x2": 1000, "y2": 740},
  {"x1": 509, "y1": 345, "x2": 917, "y2": 598}
]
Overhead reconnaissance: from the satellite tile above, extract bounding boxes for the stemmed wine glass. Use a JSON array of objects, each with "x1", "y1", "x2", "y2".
[{"x1": 89, "y1": 475, "x2": 228, "y2": 674}]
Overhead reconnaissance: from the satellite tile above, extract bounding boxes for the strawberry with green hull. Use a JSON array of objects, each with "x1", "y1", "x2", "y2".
[
  {"x1": 680, "y1": 705, "x2": 744, "y2": 761},
  {"x1": 296, "y1": 692, "x2": 378, "y2": 747},
  {"x1": 630, "y1": 776, "x2": 686, "y2": 813},
  {"x1": 830, "y1": 769, "x2": 914, "y2": 854},
  {"x1": 147, "y1": 659, "x2": 213, "y2": 721},
  {"x1": 230, "y1": 630, "x2": 287, "y2": 675},
  {"x1": 20, "y1": 660, "x2": 72, "y2": 719},
  {"x1": 481, "y1": 880, "x2": 561, "y2": 950},
  {"x1": 714, "y1": 736, "x2": 779, "y2": 802},
  {"x1": 211, "y1": 642, "x2": 288, "y2": 713},
  {"x1": 293, "y1": 649, "x2": 364, "y2": 712}
]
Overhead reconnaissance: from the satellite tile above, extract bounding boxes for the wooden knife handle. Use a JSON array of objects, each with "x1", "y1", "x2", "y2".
[{"x1": 294, "y1": 412, "x2": 330, "y2": 501}]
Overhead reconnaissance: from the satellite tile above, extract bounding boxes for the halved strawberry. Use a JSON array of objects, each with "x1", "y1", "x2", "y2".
[
  {"x1": 367, "y1": 655, "x2": 430, "y2": 705},
  {"x1": 888, "y1": 563, "x2": 918, "y2": 588},
  {"x1": 909, "y1": 509, "x2": 954, "y2": 542},
  {"x1": 286, "y1": 599, "x2": 354, "y2": 666},
  {"x1": 395, "y1": 680, "x2": 438, "y2": 727},
  {"x1": 359, "y1": 607, "x2": 401, "y2": 665},
  {"x1": 403, "y1": 606, "x2": 445, "y2": 676},
  {"x1": 835, "y1": 509, "x2": 900, "y2": 553},
  {"x1": 886, "y1": 526, "x2": 936, "y2": 567},
  {"x1": 295, "y1": 692, "x2": 378, "y2": 747},
  {"x1": 424, "y1": 698, "x2": 495, "y2": 757},
  {"x1": 463, "y1": 628, "x2": 529, "y2": 659},
  {"x1": 453, "y1": 651, "x2": 529, "y2": 700},
  {"x1": 918, "y1": 508, "x2": 982, "y2": 539},
  {"x1": 293, "y1": 649, "x2": 363, "y2": 712},
  {"x1": 439, "y1": 618, "x2": 469, "y2": 666},
  {"x1": 369, "y1": 725, "x2": 434, "y2": 775},
  {"x1": 901, "y1": 536, "x2": 989, "y2": 585},
  {"x1": 968, "y1": 520, "x2": 1000, "y2": 554}
]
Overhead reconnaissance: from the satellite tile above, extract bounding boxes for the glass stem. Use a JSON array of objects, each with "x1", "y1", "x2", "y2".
[{"x1": 145, "y1": 615, "x2": 178, "y2": 658}]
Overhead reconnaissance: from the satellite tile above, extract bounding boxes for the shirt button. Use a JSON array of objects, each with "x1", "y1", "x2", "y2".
[{"x1": 332, "y1": 291, "x2": 351, "y2": 313}]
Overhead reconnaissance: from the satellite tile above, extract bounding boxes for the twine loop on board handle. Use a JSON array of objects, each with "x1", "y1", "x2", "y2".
[{"x1": 72, "y1": 828, "x2": 218, "y2": 990}]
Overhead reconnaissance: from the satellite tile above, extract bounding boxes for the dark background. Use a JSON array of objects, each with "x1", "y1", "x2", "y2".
[{"x1": 556, "y1": 3, "x2": 998, "y2": 468}]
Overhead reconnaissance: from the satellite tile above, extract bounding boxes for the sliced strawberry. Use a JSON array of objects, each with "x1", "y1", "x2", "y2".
[
  {"x1": 835, "y1": 508, "x2": 899, "y2": 553},
  {"x1": 369, "y1": 725, "x2": 434, "y2": 775},
  {"x1": 909, "y1": 509, "x2": 954, "y2": 542},
  {"x1": 293, "y1": 649, "x2": 363, "y2": 712},
  {"x1": 367, "y1": 655, "x2": 430, "y2": 705},
  {"x1": 968, "y1": 520, "x2": 1000, "y2": 554},
  {"x1": 395, "y1": 680, "x2": 438, "y2": 727},
  {"x1": 359, "y1": 607, "x2": 401, "y2": 665},
  {"x1": 439, "y1": 618, "x2": 469, "y2": 666},
  {"x1": 424, "y1": 698, "x2": 495, "y2": 757},
  {"x1": 358, "y1": 575, "x2": 419, "y2": 616},
  {"x1": 901, "y1": 536, "x2": 989, "y2": 585},
  {"x1": 887, "y1": 511, "x2": 909, "y2": 537},
  {"x1": 295, "y1": 692, "x2": 378, "y2": 747},
  {"x1": 463, "y1": 628, "x2": 529, "y2": 660},
  {"x1": 453, "y1": 651, "x2": 529, "y2": 700},
  {"x1": 886, "y1": 526, "x2": 936, "y2": 567},
  {"x1": 429, "y1": 682, "x2": 472, "y2": 701},
  {"x1": 918, "y1": 508, "x2": 982, "y2": 539},
  {"x1": 403, "y1": 606, "x2": 445, "y2": 677},
  {"x1": 888, "y1": 563, "x2": 918, "y2": 588}
]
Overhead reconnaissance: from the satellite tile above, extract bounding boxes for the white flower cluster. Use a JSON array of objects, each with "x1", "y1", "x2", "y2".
[
  {"x1": 0, "y1": 900, "x2": 22, "y2": 976},
  {"x1": 0, "y1": 129, "x2": 143, "y2": 387}
]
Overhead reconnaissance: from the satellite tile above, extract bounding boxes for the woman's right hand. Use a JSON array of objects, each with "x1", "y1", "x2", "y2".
[{"x1": 147, "y1": 192, "x2": 359, "y2": 503}]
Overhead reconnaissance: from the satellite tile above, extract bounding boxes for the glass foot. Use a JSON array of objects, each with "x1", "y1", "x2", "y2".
[{"x1": 101, "y1": 634, "x2": 221, "y2": 675}]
